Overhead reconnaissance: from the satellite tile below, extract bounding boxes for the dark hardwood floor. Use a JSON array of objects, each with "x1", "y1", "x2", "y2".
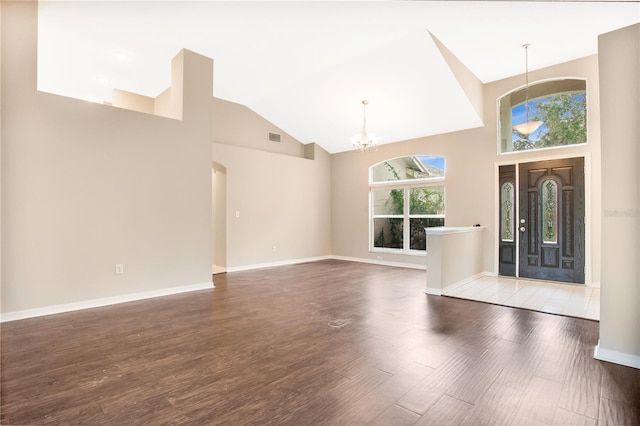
[{"x1": 2, "y1": 260, "x2": 639, "y2": 425}]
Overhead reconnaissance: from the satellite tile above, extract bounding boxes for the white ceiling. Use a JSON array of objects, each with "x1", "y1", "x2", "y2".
[{"x1": 37, "y1": 1, "x2": 640, "y2": 153}]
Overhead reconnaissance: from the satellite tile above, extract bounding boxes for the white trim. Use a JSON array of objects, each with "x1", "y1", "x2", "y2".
[
  {"x1": 226, "y1": 256, "x2": 332, "y2": 273},
  {"x1": 442, "y1": 272, "x2": 489, "y2": 294},
  {"x1": 224, "y1": 255, "x2": 426, "y2": 273},
  {"x1": 500, "y1": 141, "x2": 589, "y2": 157},
  {"x1": 427, "y1": 271, "x2": 494, "y2": 297},
  {"x1": 0, "y1": 281, "x2": 214, "y2": 323},
  {"x1": 370, "y1": 177, "x2": 445, "y2": 190},
  {"x1": 330, "y1": 255, "x2": 426, "y2": 270},
  {"x1": 371, "y1": 247, "x2": 427, "y2": 257},
  {"x1": 584, "y1": 154, "x2": 592, "y2": 285},
  {"x1": 496, "y1": 76, "x2": 589, "y2": 156},
  {"x1": 426, "y1": 226, "x2": 485, "y2": 236},
  {"x1": 594, "y1": 341, "x2": 640, "y2": 370}
]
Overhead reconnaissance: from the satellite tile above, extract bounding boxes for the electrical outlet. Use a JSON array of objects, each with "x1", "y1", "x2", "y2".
[
  {"x1": 115, "y1": 264, "x2": 124, "y2": 275},
  {"x1": 272, "y1": 245, "x2": 277, "y2": 252}
]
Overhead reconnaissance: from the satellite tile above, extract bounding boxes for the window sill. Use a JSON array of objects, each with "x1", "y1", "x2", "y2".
[{"x1": 371, "y1": 248, "x2": 427, "y2": 257}]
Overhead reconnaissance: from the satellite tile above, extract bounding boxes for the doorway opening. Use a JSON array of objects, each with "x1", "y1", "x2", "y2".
[
  {"x1": 212, "y1": 162, "x2": 227, "y2": 274},
  {"x1": 498, "y1": 156, "x2": 586, "y2": 284}
]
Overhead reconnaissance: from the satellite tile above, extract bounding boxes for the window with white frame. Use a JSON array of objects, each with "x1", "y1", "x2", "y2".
[
  {"x1": 499, "y1": 78, "x2": 587, "y2": 154},
  {"x1": 370, "y1": 156, "x2": 445, "y2": 253}
]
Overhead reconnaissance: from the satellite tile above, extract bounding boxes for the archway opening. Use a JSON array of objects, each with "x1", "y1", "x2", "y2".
[{"x1": 212, "y1": 162, "x2": 227, "y2": 274}]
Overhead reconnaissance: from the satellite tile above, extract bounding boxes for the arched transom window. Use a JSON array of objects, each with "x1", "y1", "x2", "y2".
[{"x1": 499, "y1": 78, "x2": 587, "y2": 154}]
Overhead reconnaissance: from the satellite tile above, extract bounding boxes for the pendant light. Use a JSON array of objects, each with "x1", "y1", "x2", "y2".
[
  {"x1": 513, "y1": 44, "x2": 543, "y2": 136},
  {"x1": 351, "y1": 100, "x2": 378, "y2": 152}
]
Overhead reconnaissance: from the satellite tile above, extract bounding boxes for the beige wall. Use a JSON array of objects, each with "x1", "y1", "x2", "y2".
[
  {"x1": 1, "y1": 1, "x2": 214, "y2": 314},
  {"x1": 597, "y1": 23, "x2": 640, "y2": 367},
  {"x1": 332, "y1": 126, "x2": 493, "y2": 268},
  {"x1": 212, "y1": 143, "x2": 331, "y2": 269},
  {"x1": 1, "y1": 1, "x2": 333, "y2": 317},
  {"x1": 331, "y1": 55, "x2": 601, "y2": 281},
  {"x1": 210, "y1": 93, "x2": 332, "y2": 270},
  {"x1": 211, "y1": 97, "x2": 306, "y2": 159}
]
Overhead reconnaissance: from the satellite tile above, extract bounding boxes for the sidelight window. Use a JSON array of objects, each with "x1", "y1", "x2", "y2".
[{"x1": 500, "y1": 182, "x2": 515, "y2": 242}]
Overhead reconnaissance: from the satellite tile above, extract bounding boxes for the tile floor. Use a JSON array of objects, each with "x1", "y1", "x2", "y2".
[{"x1": 443, "y1": 275, "x2": 600, "y2": 321}]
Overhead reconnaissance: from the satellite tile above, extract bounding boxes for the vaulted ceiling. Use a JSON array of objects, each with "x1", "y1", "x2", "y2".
[{"x1": 37, "y1": 1, "x2": 640, "y2": 153}]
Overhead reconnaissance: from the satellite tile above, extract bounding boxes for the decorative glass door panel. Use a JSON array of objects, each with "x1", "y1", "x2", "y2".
[
  {"x1": 499, "y1": 165, "x2": 516, "y2": 276},
  {"x1": 518, "y1": 158, "x2": 585, "y2": 283}
]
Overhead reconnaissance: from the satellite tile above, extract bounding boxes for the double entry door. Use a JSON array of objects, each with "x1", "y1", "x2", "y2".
[{"x1": 499, "y1": 157, "x2": 585, "y2": 284}]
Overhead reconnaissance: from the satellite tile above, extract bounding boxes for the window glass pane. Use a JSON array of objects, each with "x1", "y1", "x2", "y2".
[
  {"x1": 372, "y1": 156, "x2": 444, "y2": 183},
  {"x1": 410, "y1": 218, "x2": 445, "y2": 251},
  {"x1": 541, "y1": 179, "x2": 558, "y2": 244},
  {"x1": 409, "y1": 186, "x2": 445, "y2": 215},
  {"x1": 512, "y1": 93, "x2": 586, "y2": 151},
  {"x1": 373, "y1": 218, "x2": 403, "y2": 249},
  {"x1": 372, "y1": 189, "x2": 403, "y2": 216},
  {"x1": 500, "y1": 182, "x2": 515, "y2": 242},
  {"x1": 499, "y1": 79, "x2": 587, "y2": 154}
]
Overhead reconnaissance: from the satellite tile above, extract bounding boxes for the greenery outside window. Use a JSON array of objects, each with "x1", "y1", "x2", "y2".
[
  {"x1": 371, "y1": 156, "x2": 445, "y2": 253},
  {"x1": 499, "y1": 79, "x2": 587, "y2": 154}
]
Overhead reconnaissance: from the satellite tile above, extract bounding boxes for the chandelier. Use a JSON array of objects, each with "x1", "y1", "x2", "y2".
[
  {"x1": 512, "y1": 44, "x2": 543, "y2": 136},
  {"x1": 351, "y1": 100, "x2": 379, "y2": 152}
]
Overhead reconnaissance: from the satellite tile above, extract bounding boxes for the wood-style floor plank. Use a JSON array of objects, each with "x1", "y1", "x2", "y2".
[
  {"x1": 510, "y1": 375, "x2": 565, "y2": 425},
  {"x1": 461, "y1": 381, "x2": 523, "y2": 426},
  {"x1": 324, "y1": 361, "x2": 433, "y2": 424},
  {"x1": 2, "y1": 260, "x2": 639, "y2": 425},
  {"x1": 372, "y1": 404, "x2": 421, "y2": 425},
  {"x1": 552, "y1": 407, "x2": 596, "y2": 426},
  {"x1": 416, "y1": 394, "x2": 473, "y2": 425}
]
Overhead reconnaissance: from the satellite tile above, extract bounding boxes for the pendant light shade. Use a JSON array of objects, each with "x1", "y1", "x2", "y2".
[
  {"x1": 513, "y1": 120, "x2": 543, "y2": 135},
  {"x1": 513, "y1": 44, "x2": 543, "y2": 136}
]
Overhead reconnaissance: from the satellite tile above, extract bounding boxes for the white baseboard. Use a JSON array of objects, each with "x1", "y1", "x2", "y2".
[
  {"x1": 594, "y1": 340, "x2": 640, "y2": 369},
  {"x1": 225, "y1": 255, "x2": 426, "y2": 273},
  {"x1": 426, "y1": 271, "x2": 489, "y2": 297},
  {"x1": 442, "y1": 271, "x2": 488, "y2": 294},
  {"x1": 0, "y1": 281, "x2": 214, "y2": 323},
  {"x1": 330, "y1": 255, "x2": 426, "y2": 270},
  {"x1": 226, "y1": 255, "x2": 332, "y2": 273},
  {"x1": 424, "y1": 287, "x2": 442, "y2": 296}
]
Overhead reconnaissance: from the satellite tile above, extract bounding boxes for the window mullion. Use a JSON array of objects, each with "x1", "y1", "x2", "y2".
[{"x1": 404, "y1": 188, "x2": 410, "y2": 251}]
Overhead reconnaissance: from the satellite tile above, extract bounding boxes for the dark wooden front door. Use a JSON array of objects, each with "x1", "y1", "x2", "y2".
[{"x1": 518, "y1": 158, "x2": 585, "y2": 283}]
